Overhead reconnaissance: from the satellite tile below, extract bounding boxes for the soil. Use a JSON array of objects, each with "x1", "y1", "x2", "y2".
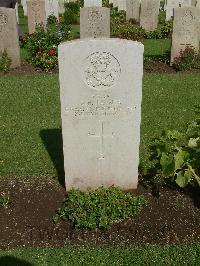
[
  {"x1": 1, "y1": 60, "x2": 199, "y2": 76},
  {"x1": 0, "y1": 176, "x2": 200, "y2": 249}
]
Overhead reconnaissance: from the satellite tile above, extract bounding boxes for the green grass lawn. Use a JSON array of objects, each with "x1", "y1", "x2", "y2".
[
  {"x1": 1, "y1": 244, "x2": 200, "y2": 265},
  {"x1": 1, "y1": 73, "x2": 200, "y2": 178}
]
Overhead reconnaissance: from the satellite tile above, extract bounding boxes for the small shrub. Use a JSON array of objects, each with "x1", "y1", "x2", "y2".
[
  {"x1": 47, "y1": 15, "x2": 58, "y2": 26},
  {"x1": 0, "y1": 50, "x2": 11, "y2": 73},
  {"x1": 146, "y1": 20, "x2": 173, "y2": 39},
  {"x1": 23, "y1": 23, "x2": 71, "y2": 71},
  {"x1": 53, "y1": 186, "x2": 146, "y2": 229},
  {"x1": 150, "y1": 106, "x2": 200, "y2": 188},
  {"x1": 172, "y1": 47, "x2": 200, "y2": 71},
  {"x1": 0, "y1": 192, "x2": 10, "y2": 208}
]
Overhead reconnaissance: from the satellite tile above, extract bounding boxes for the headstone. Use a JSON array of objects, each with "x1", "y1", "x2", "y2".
[
  {"x1": 15, "y1": 2, "x2": 19, "y2": 23},
  {"x1": 58, "y1": 38, "x2": 144, "y2": 191},
  {"x1": 118, "y1": 0, "x2": 126, "y2": 11},
  {"x1": 27, "y1": 0, "x2": 46, "y2": 34},
  {"x1": 126, "y1": 0, "x2": 140, "y2": 22},
  {"x1": 80, "y1": 7, "x2": 110, "y2": 38},
  {"x1": 171, "y1": 7, "x2": 200, "y2": 62},
  {"x1": 197, "y1": 0, "x2": 200, "y2": 7},
  {"x1": 112, "y1": 0, "x2": 118, "y2": 7},
  {"x1": 45, "y1": 0, "x2": 59, "y2": 21},
  {"x1": 58, "y1": 0, "x2": 65, "y2": 14},
  {"x1": 21, "y1": 0, "x2": 28, "y2": 16},
  {"x1": 0, "y1": 7, "x2": 20, "y2": 68},
  {"x1": 166, "y1": 0, "x2": 179, "y2": 20},
  {"x1": 84, "y1": 0, "x2": 102, "y2": 7},
  {"x1": 140, "y1": 0, "x2": 160, "y2": 31}
]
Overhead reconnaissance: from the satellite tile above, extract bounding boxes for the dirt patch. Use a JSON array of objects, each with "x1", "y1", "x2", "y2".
[
  {"x1": 144, "y1": 61, "x2": 176, "y2": 74},
  {"x1": 0, "y1": 176, "x2": 200, "y2": 249}
]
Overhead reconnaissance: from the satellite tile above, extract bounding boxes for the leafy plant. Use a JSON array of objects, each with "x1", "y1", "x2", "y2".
[
  {"x1": 63, "y1": 1, "x2": 80, "y2": 24},
  {"x1": 47, "y1": 15, "x2": 58, "y2": 26},
  {"x1": 0, "y1": 192, "x2": 10, "y2": 208},
  {"x1": 146, "y1": 20, "x2": 173, "y2": 39},
  {"x1": 112, "y1": 21, "x2": 146, "y2": 40},
  {"x1": 23, "y1": 22, "x2": 71, "y2": 70},
  {"x1": 151, "y1": 106, "x2": 200, "y2": 188},
  {"x1": 172, "y1": 46, "x2": 200, "y2": 71},
  {"x1": 0, "y1": 50, "x2": 11, "y2": 73},
  {"x1": 53, "y1": 186, "x2": 146, "y2": 229}
]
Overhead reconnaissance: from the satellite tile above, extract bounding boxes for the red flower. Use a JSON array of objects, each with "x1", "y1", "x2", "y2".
[{"x1": 49, "y1": 49, "x2": 56, "y2": 56}]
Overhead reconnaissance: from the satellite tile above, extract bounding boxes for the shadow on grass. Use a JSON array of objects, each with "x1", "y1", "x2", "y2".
[
  {"x1": 0, "y1": 256, "x2": 33, "y2": 266},
  {"x1": 40, "y1": 129, "x2": 65, "y2": 187}
]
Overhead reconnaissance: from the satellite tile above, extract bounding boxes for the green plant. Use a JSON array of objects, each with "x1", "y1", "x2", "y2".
[
  {"x1": 53, "y1": 186, "x2": 146, "y2": 229},
  {"x1": 0, "y1": 50, "x2": 11, "y2": 73},
  {"x1": 112, "y1": 21, "x2": 146, "y2": 40},
  {"x1": 146, "y1": 20, "x2": 173, "y2": 39},
  {"x1": 0, "y1": 192, "x2": 10, "y2": 208},
  {"x1": 47, "y1": 15, "x2": 58, "y2": 26},
  {"x1": 23, "y1": 22, "x2": 71, "y2": 70},
  {"x1": 172, "y1": 47, "x2": 200, "y2": 71},
  {"x1": 63, "y1": 2, "x2": 80, "y2": 25},
  {"x1": 151, "y1": 106, "x2": 200, "y2": 188}
]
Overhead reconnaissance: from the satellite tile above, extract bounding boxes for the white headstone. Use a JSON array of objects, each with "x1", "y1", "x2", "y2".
[
  {"x1": 126, "y1": 0, "x2": 140, "y2": 22},
  {"x1": 166, "y1": 0, "x2": 179, "y2": 20},
  {"x1": 197, "y1": 0, "x2": 200, "y2": 7},
  {"x1": 58, "y1": 0, "x2": 65, "y2": 14},
  {"x1": 171, "y1": 7, "x2": 200, "y2": 62},
  {"x1": 15, "y1": 2, "x2": 19, "y2": 23},
  {"x1": 45, "y1": 0, "x2": 59, "y2": 21},
  {"x1": 118, "y1": 0, "x2": 126, "y2": 11},
  {"x1": 58, "y1": 39, "x2": 144, "y2": 191},
  {"x1": 21, "y1": 0, "x2": 28, "y2": 16},
  {"x1": 80, "y1": 7, "x2": 110, "y2": 38},
  {"x1": 140, "y1": 0, "x2": 160, "y2": 31},
  {"x1": 0, "y1": 7, "x2": 21, "y2": 68},
  {"x1": 84, "y1": 0, "x2": 102, "y2": 7}
]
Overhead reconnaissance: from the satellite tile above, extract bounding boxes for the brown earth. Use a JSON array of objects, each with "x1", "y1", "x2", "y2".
[
  {"x1": 1, "y1": 60, "x2": 199, "y2": 76},
  {"x1": 0, "y1": 176, "x2": 200, "y2": 250}
]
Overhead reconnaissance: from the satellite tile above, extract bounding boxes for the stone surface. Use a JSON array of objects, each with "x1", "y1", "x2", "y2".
[
  {"x1": 58, "y1": 0, "x2": 65, "y2": 14},
  {"x1": 84, "y1": 0, "x2": 102, "y2": 7},
  {"x1": 15, "y1": 2, "x2": 19, "y2": 23},
  {"x1": 45, "y1": 0, "x2": 59, "y2": 20},
  {"x1": 80, "y1": 7, "x2": 110, "y2": 38},
  {"x1": 166, "y1": 0, "x2": 179, "y2": 20},
  {"x1": 0, "y1": 7, "x2": 20, "y2": 68},
  {"x1": 126, "y1": 0, "x2": 140, "y2": 22},
  {"x1": 27, "y1": 0, "x2": 46, "y2": 34},
  {"x1": 58, "y1": 38, "x2": 144, "y2": 191},
  {"x1": 171, "y1": 7, "x2": 200, "y2": 62},
  {"x1": 118, "y1": 0, "x2": 126, "y2": 11},
  {"x1": 140, "y1": 0, "x2": 160, "y2": 31},
  {"x1": 197, "y1": 0, "x2": 200, "y2": 7},
  {"x1": 21, "y1": 0, "x2": 27, "y2": 16}
]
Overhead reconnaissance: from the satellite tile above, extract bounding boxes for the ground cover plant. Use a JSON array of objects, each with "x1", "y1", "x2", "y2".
[{"x1": 53, "y1": 187, "x2": 146, "y2": 229}]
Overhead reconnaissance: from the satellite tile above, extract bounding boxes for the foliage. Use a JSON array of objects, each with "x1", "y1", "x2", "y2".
[
  {"x1": 112, "y1": 19, "x2": 172, "y2": 41},
  {"x1": 112, "y1": 21, "x2": 146, "y2": 40},
  {"x1": 53, "y1": 186, "x2": 146, "y2": 229},
  {"x1": 172, "y1": 47, "x2": 200, "y2": 71},
  {"x1": 0, "y1": 192, "x2": 10, "y2": 208},
  {"x1": 0, "y1": 50, "x2": 11, "y2": 73},
  {"x1": 146, "y1": 20, "x2": 173, "y2": 39},
  {"x1": 23, "y1": 23, "x2": 71, "y2": 70},
  {"x1": 151, "y1": 106, "x2": 200, "y2": 188},
  {"x1": 47, "y1": 15, "x2": 58, "y2": 26},
  {"x1": 63, "y1": 1, "x2": 80, "y2": 24}
]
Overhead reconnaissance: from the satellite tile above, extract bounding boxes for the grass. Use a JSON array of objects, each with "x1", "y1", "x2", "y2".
[
  {"x1": 0, "y1": 244, "x2": 200, "y2": 265},
  {"x1": 0, "y1": 73, "x2": 200, "y2": 178}
]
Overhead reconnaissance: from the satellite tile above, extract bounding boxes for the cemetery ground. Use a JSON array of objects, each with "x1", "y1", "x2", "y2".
[
  {"x1": 1, "y1": 4, "x2": 200, "y2": 265},
  {"x1": 1, "y1": 71, "x2": 200, "y2": 264}
]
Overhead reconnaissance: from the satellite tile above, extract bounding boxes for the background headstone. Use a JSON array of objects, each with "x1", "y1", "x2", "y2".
[
  {"x1": 58, "y1": 38, "x2": 144, "y2": 191},
  {"x1": 126, "y1": 0, "x2": 140, "y2": 22},
  {"x1": 45, "y1": 0, "x2": 59, "y2": 21},
  {"x1": 80, "y1": 7, "x2": 110, "y2": 38},
  {"x1": 166, "y1": 0, "x2": 179, "y2": 20},
  {"x1": 171, "y1": 7, "x2": 199, "y2": 62},
  {"x1": 196, "y1": 0, "x2": 200, "y2": 7},
  {"x1": 0, "y1": 7, "x2": 20, "y2": 68},
  {"x1": 118, "y1": 0, "x2": 126, "y2": 11},
  {"x1": 27, "y1": 0, "x2": 46, "y2": 34},
  {"x1": 140, "y1": 0, "x2": 160, "y2": 31},
  {"x1": 84, "y1": 0, "x2": 102, "y2": 7},
  {"x1": 21, "y1": 0, "x2": 27, "y2": 16},
  {"x1": 15, "y1": 2, "x2": 19, "y2": 23}
]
